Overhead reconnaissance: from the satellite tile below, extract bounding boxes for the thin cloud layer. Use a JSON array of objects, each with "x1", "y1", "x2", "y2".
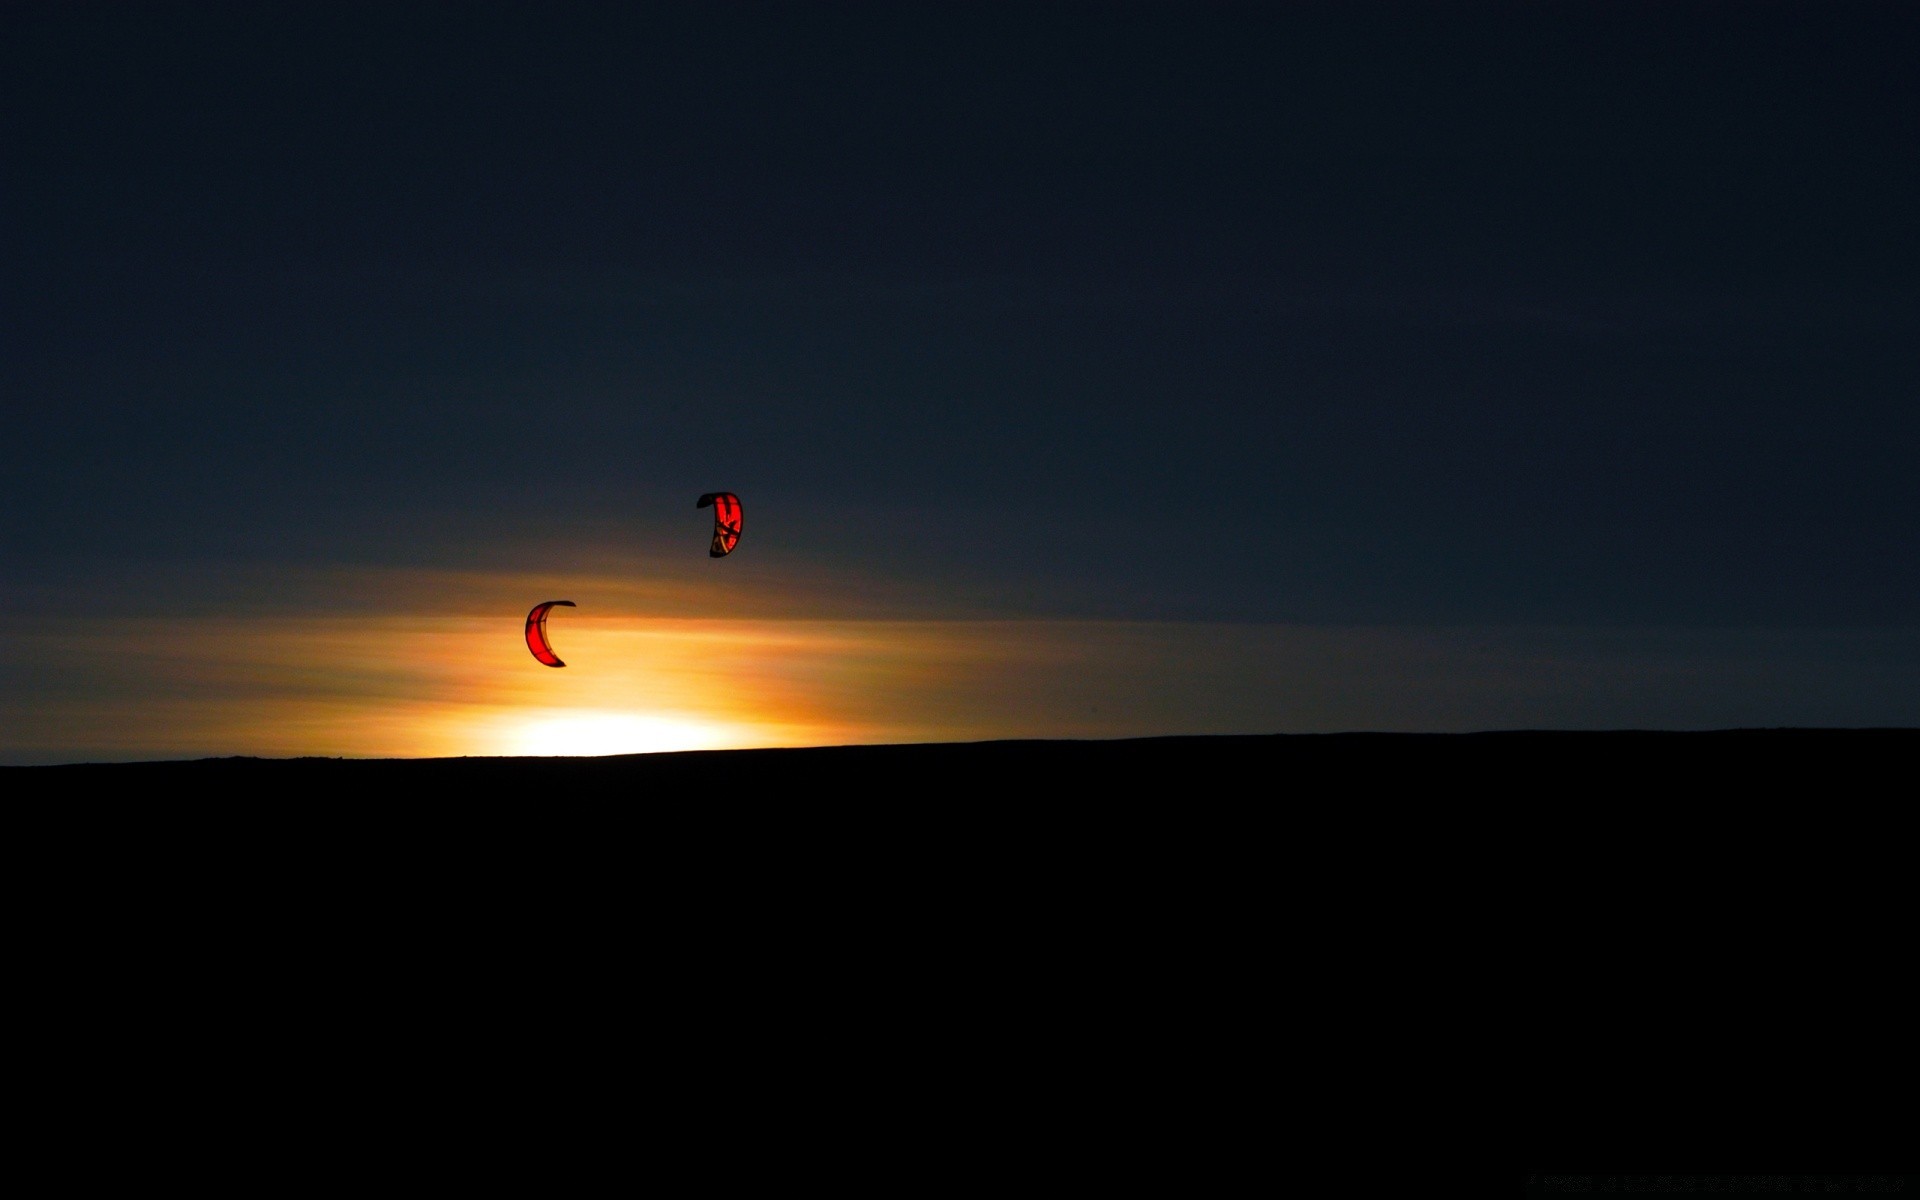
[{"x1": 5, "y1": 562, "x2": 1913, "y2": 764}]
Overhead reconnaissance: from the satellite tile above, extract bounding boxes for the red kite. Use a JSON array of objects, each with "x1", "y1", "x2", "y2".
[
  {"x1": 697, "y1": 492, "x2": 742, "y2": 557},
  {"x1": 525, "y1": 600, "x2": 576, "y2": 667}
]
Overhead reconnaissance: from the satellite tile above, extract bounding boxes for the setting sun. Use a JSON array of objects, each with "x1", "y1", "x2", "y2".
[{"x1": 494, "y1": 710, "x2": 742, "y2": 757}]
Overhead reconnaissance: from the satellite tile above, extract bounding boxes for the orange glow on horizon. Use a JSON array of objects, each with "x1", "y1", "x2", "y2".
[
  {"x1": 29, "y1": 557, "x2": 1847, "y2": 764},
  {"x1": 4, "y1": 611, "x2": 884, "y2": 761},
  {"x1": 5, "y1": 596, "x2": 1325, "y2": 762},
  {"x1": 7, "y1": 597, "x2": 1901, "y2": 765}
]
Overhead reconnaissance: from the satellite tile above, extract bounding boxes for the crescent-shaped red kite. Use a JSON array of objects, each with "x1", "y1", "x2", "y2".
[
  {"x1": 697, "y1": 492, "x2": 742, "y2": 558},
  {"x1": 525, "y1": 600, "x2": 576, "y2": 667}
]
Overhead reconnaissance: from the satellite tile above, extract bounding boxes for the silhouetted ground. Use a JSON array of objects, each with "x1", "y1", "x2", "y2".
[
  {"x1": 15, "y1": 727, "x2": 1908, "y2": 904},
  {"x1": 8, "y1": 729, "x2": 1908, "y2": 1168},
  {"x1": 9, "y1": 727, "x2": 1912, "y2": 790}
]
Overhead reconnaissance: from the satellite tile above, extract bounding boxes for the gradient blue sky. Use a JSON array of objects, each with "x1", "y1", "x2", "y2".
[{"x1": 3, "y1": 2, "x2": 1915, "y2": 761}]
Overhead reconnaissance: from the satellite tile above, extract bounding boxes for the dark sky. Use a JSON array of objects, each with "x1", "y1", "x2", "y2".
[{"x1": 6, "y1": 0, "x2": 1917, "y2": 631}]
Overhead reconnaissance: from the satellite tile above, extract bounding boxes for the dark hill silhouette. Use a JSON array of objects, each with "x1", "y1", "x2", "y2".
[
  {"x1": 13, "y1": 729, "x2": 1908, "y2": 895},
  {"x1": 11, "y1": 728, "x2": 1911, "y2": 793},
  {"x1": 9, "y1": 728, "x2": 1907, "y2": 1166}
]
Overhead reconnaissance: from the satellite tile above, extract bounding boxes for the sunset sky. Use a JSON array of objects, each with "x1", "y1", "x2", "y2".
[{"x1": 4, "y1": 2, "x2": 1916, "y2": 763}]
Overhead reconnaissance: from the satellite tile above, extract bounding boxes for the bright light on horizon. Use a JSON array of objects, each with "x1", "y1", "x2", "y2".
[
  {"x1": 7, "y1": 574, "x2": 1905, "y2": 766},
  {"x1": 494, "y1": 710, "x2": 745, "y2": 757}
]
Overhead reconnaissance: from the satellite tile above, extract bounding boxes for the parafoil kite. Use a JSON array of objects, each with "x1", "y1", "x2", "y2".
[
  {"x1": 697, "y1": 492, "x2": 742, "y2": 557},
  {"x1": 525, "y1": 600, "x2": 576, "y2": 668}
]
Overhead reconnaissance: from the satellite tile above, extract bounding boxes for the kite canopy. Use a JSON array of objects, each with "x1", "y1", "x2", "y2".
[
  {"x1": 525, "y1": 600, "x2": 575, "y2": 667},
  {"x1": 697, "y1": 492, "x2": 742, "y2": 557}
]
